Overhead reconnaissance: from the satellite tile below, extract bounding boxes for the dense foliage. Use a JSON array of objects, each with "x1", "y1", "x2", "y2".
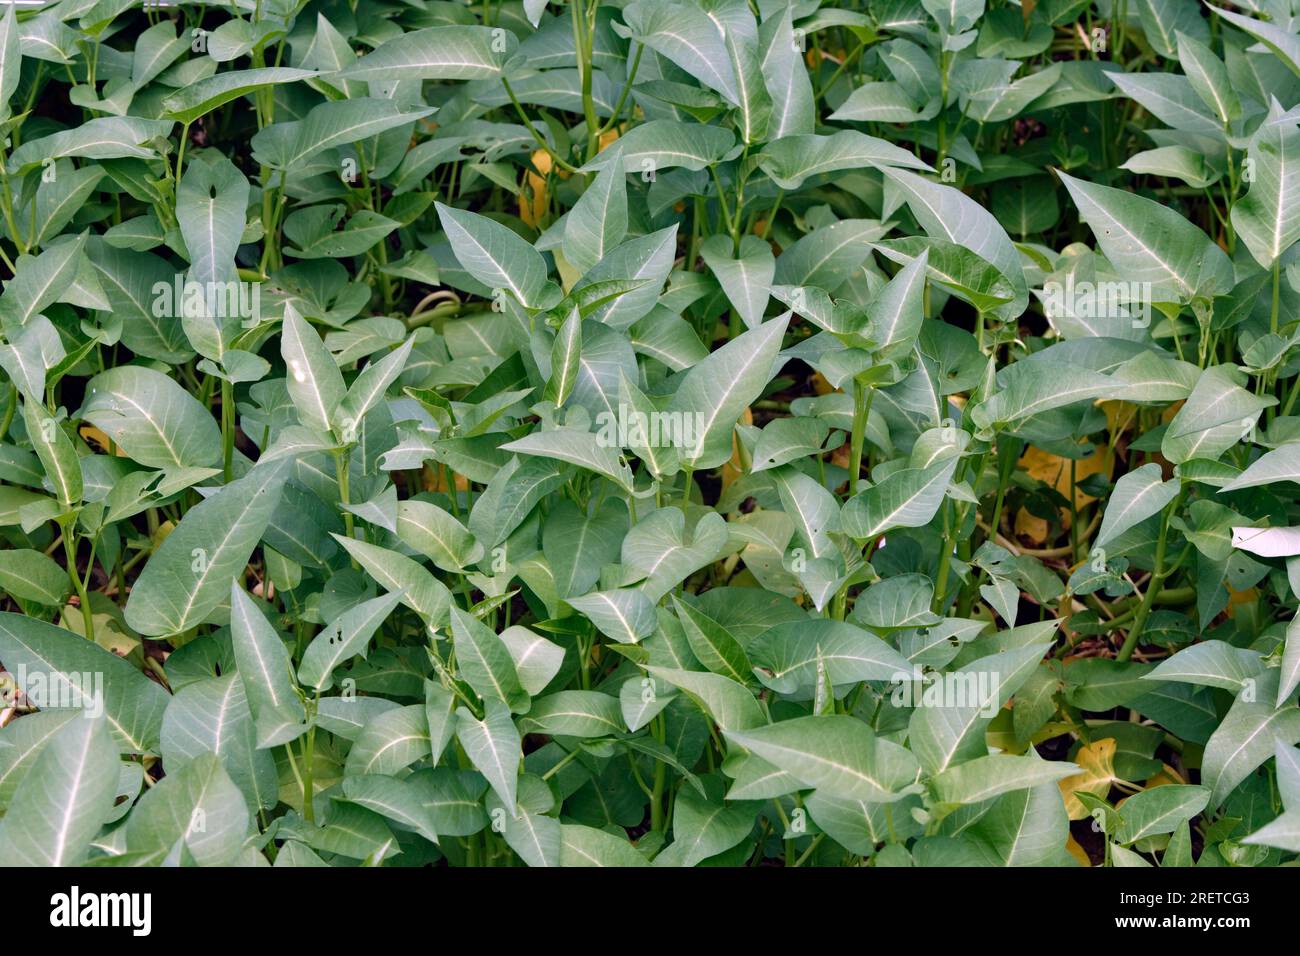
[{"x1": 0, "y1": 0, "x2": 1299, "y2": 869}]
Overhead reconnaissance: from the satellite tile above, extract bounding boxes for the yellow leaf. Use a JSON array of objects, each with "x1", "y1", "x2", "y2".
[
  {"x1": 519, "y1": 149, "x2": 552, "y2": 228},
  {"x1": 1020, "y1": 444, "x2": 1110, "y2": 509},
  {"x1": 423, "y1": 463, "x2": 468, "y2": 493},
  {"x1": 1099, "y1": 399, "x2": 1136, "y2": 436},
  {"x1": 1143, "y1": 763, "x2": 1186, "y2": 788},
  {"x1": 1065, "y1": 834, "x2": 1092, "y2": 867},
  {"x1": 1058, "y1": 737, "x2": 1117, "y2": 820},
  {"x1": 1013, "y1": 443, "x2": 1113, "y2": 542},
  {"x1": 152, "y1": 519, "x2": 175, "y2": 549},
  {"x1": 79, "y1": 424, "x2": 126, "y2": 456},
  {"x1": 720, "y1": 407, "x2": 754, "y2": 494},
  {"x1": 1225, "y1": 585, "x2": 1257, "y2": 619}
]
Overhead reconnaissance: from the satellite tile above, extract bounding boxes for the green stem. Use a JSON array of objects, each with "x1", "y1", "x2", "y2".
[
  {"x1": 599, "y1": 43, "x2": 644, "y2": 136},
  {"x1": 301, "y1": 716, "x2": 317, "y2": 824},
  {"x1": 708, "y1": 165, "x2": 736, "y2": 239},
  {"x1": 335, "y1": 448, "x2": 355, "y2": 542},
  {"x1": 62, "y1": 519, "x2": 96, "y2": 641},
  {"x1": 650, "y1": 714, "x2": 667, "y2": 830},
  {"x1": 1117, "y1": 487, "x2": 1185, "y2": 661},
  {"x1": 501, "y1": 78, "x2": 580, "y2": 175},
  {"x1": 220, "y1": 378, "x2": 234, "y2": 482},
  {"x1": 574, "y1": 0, "x2": 600, "y2": 165},
  {"x1": 848, "y1": 381, "x2": 872, "y2": 497},
  {"x1": 174, "y1": 121, "x2": 192, "y2": 188}
]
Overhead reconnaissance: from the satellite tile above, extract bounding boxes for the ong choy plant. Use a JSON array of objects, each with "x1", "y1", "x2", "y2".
[{"x1": 0, "y1": 0, "x2": 1298, "y2": 869}]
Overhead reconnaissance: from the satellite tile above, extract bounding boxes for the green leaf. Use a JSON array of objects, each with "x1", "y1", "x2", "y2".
[
  {"x1": 670, "y1": 315, "x2": 789, "y2": 469},
  {"x1": 22, "y1": 399, "x2": 81, "y2": 508},
  {"x1": 930, "y1": 753, "x2": 1078, "y2": 807},
  {"x1": 645, "y1": 666, "x2": 765, "y2": 731},
  {"x1": 229, "y1": 585, "x2": 307, "y2": 748},
  {"x1": 1114, "y1": 785, "x2": 1210, "y2": 843},
  {"x1": 1145, "y1": 640, "x2": 1263, "y2": 693},
  {"x1": 455, "y1": 701, "x2": 520, "y2": 813},
  {"x1": 520, "y1": 690, "x2": 623, "y2": 738},
  {"x1": 700, "y1": 235, "x2": 775, "y2": 332},
  {"x1": 124, "y1": 461, "x2": 289, "y2": 637},
  {"x1": 1231, "y1": 103, "x2": 1300, "y2": 268},
  {"x1": 1057, "y1": 170, "x2": 1233, "y2": 303},
  {"x1": 341, "y1": 774, "x2": 440, "y2": 845},
  {"x1": 672, "y1": 595, "x2": 752, "y2": 685},
  {"x1": 656, "y1": 785, "x2": 754, "y2": 866},
  {"x1": 1210, "y1": 5, "x2": 1300, "y2": 79},
  {"x1": 161, "y1": 672, "x2": 278, "y2": 812},
  {"x1": 1161, "y1": 365, "x2": 1273, "y2": 465},
  {"x1": 0, "y1": 548, "x2": 72, "y2": 605},
  {"x1": 345, "y1": 704, "x2": 431, "y2": 777},
  {"x1": 0, "y1": 715, "x2": 118, "y2": 865},
  {"x1": 841, "y1": 456, "x2": 959, "y2": 540},
  {"x1": 396, "y1": 499, "x2": 484, "y2": 573},
  {"x1": 281, "y1": 304, "x2": 346, "y2": 435},
  {"x1": 0, "y1": 611, "x2": 169, "y2": 754},
  {"x1": 332, "y1": 536, "x2": 454, "y2": 630},
  {"x1": 339, "y1": 26, "x2": 518, "y2": 82},
  {"x1": 1096, "y1": 463, "x2": 1180, "y2": 548},
  {"x1": 760, "y1": 131, "x2": 932, "y2": 190},
  {"x1": 123, "y1": 753, "x2": 251, "y2": 866},
  {"x1": 567, "y1": 588, "x2": 657, "y2": 644},
  {"x1": 435, "y1": 202, "x2": 551, "y2": 309},
  {"x1": 1202, "y1": 674, "x2": 1300, "y2": 806},
  {"x1": 500, "y1": 428, "x2": 634, "y2": 493},
  {"x1": 162, "y1": 68, "x2": 318, "y2": 124},
  {"x1": 450, "y1": 606, "x2": 528, "y2": 711},
  {"x1": 0, "y1": 7, "x2": 22, "y2": 120},
  {"x1": 725, "y1": 715, "x2": 921, "y2": 803},
  {"x1": 883, "y1": 168, "x2": 1026, "y2": 317},
  {"x1": 300, "y1": 591, "x2": 404, "y2": 692},
  {"x1": 617, "y1": 1, "x2": 738, "y2": 105},
  {"x1": 558, "y1": 823, "x2": 648, "y2": 866},
  {"x1": 7, "y1": 117, "x2": 174, "y2": 173},
  {"x1": 176, "y1": 154, "x2": 249, "y2": 289},
  {"x1": 544, "y1": 309, "x2": 583, "y2": 407},
  {"x1": 579, "y1": 120, "x2": 738, "y2": 174},
  {"x1": 563, "y1": 162, "x2": 627, "y2": 273},
  {"x1": 1221, "y1": 442, "x2": 1300, "y2": 492},
  {"x1": 80, "y1": 365, "x2": 221, "y2": 469},
  {"x1": 749, "y1": 619, "x2": 917, "y2": 694}
]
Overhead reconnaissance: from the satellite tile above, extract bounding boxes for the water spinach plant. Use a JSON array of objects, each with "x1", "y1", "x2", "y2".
[{"x1": 0, "y1": 0, "x2": 1299, "y2": 868}]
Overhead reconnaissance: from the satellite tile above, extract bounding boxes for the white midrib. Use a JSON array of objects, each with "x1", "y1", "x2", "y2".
[{"x1": 50, "y1": 724, "x2": 96, "y2": 866}]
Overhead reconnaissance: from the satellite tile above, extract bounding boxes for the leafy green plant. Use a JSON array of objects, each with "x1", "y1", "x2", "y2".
[{"x1": 0, "y1": 0, "x2": 1299, "y2": 869}]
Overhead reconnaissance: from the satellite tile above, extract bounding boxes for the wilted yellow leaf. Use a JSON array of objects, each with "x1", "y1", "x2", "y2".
[
  {"x1": 1099, "y1": 399, "x2": 1136, "y2": 436},
  {"x1": 1013, "y1": 443, "x2": 1112, "y2": 542},
  {"x1": 424, "y1": 463, "x2": 468, "y2": 493},
  {"x1": 721, "y1": 407, "x2": 754, "y2": 494},
  {"x1": 1143, "y1": 762, "x2": 1187, "y2": 788},
  {"x1": 1225, "y1": 585, "x2": 1257, "y2": 619},
  {"x1": 1065, "y1": 834, "x2": 1092, "y2": 867},
  {"x1": 519, "y1": 149, "x2": 552, "y2": 227},
  {"x1": 1058, "y1": 737, "x2": 1117, "y2": 820},
  {"x1": 80, "y1": 424, "x2": 125, "y2": 456}
]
